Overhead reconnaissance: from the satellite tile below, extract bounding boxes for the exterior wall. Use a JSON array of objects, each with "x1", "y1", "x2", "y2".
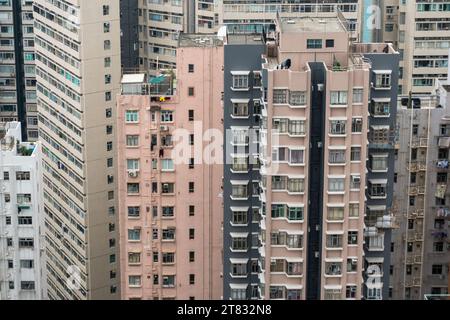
[
  {"x1": 120, "y1": 0, "x2": 139, "y2": 70},
  {"x1": 223, "y1": 39, "x2": 266, "y2": 300},
  {"x1": 259, "y1": 21, "x2": 370, "y2": 301},
  {"x1": 34, "y1": 0, "x2": 121, "y2": 300},
  {"x1": 118, "y1": 39, "x2": 224, "y2": 300},
  {"x1": 362, "y1": 48, "x2": 399, "y2": 300},
  {"x1": 391, "y1": 95, "x2": 450, "y2": 299},
  {"x1": 0, "y1": 0, "x2": 38, "y2": 141},
  {"x1": 0, "y1": 122, "x2": 46, "y2": 299}
]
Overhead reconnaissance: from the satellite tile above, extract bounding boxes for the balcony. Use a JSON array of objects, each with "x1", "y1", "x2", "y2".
[
  {"x1": 410, "y1": 138, "x2": 429, "y2": 148},
  {"x1": 375, "y1": 215, "x2": 398, "y2": 229}
]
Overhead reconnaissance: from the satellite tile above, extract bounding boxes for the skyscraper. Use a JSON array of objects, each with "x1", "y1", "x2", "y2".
[
  {"x1": 0, "y1": 121, "x2": 46, "y2": 300},
  {"x1": 394, "y1": 1, "x2": 450, "y2": 95},
  {"x1": 117, "y1": 34, "x2": 224, "y2": 300},
  {"x1": 223, "y1": 14, "x2": 399, "y2": 300},
  {"x1": 0, "y1": 0, "x2": 38, "y2": 141},
  {"x1": 390, "y1": 76, "x2": 450, "y2": 300},
  {"x1": 34, "y1": 0, "x2": 121, "y2": 299}
]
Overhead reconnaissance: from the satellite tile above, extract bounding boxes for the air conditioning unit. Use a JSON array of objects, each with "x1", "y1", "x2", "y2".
[
  {"x1": 160, "y1": 125, "x2": 169, "y2": 132},
  {"x1": 128, "y1": 170, "x2": 139, "y2": 178}
]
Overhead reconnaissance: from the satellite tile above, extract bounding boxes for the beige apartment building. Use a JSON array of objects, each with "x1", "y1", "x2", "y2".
[
  {"x1": 395, "y1": 1, "x2": 450, "y2": 95},
  {"x1": 34, "y1": 1, "x2": 121, "y2": 299},
  {"x1": 117, "y1": 34, "x2": 224, "y2": 300},
  {"x1": 140, "y1": 1, "x2": 363, "y2": 75}
]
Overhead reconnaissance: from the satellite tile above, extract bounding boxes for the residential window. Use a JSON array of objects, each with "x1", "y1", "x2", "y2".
[
  {"x1": 326, "y1": 39, "x2": 335, "y2": 48},
  {"x1": 232, "y1": 75, "x2": 248, "y2": 89},
  {"x1": 126, "y1": 135, "x2": 139, "y2": 146},
  {"x1": 349, "y1": 203, "x2": 359, "y2": 217},
  {"x1": 162, "y1": 207, "x2": 174, "y2": 218},
  {"x1": 128, "y1": 229, "x2": 141, "y2": 241},
  {"x1": 162, "y1": 252, "x2": 175, "y2": 264},
  {"x1": 231, "y1": 210, "x2": 248, "y2": 225},
  {"x1": 347, "y1": 258, "x2": 357, "y2": 272},
  {"x1": 289, "y1": 91, "x2": 307, "y2": 106},
  {"x1": 189, "y1": 228, "x2": 195, "y2": 240},
  {"x1": 103, "y1": 5, "x2": 110, "y2": 15},
  {"x1": 107, "y1": 141, "x2": 113, "y2": 151},
  {"x1": 351, "y1": 147, "x2": 361, "y2": 162},
  {"x1": 329, "y1": 149, "x2": 346, "y2": 164},
  {"x1": 127, "y1": 206, "x2": 140, "y2": 218},
  {"x1": 346, "y1": 286, "x2": 357, "y2": 299},
  {"x1": 162, "y1": 228, "x2": 175, "y2": 240},
  {"x1": 188, "y1": 64, "x2": 194, "y2": 73},
  {"x1": 127, "y1": 183, "x2": 140, "y2": 194},
  {"x1": 432, "y1": 264, "x2": 443, "y2": 275},
  {"x1": 189, "y1": 134, "x2": 194, "y2": 145},
  {"x1": 189, "y1": 205, "x2": 195, "y2": 216},
  {"x1": 189, "y1": 274, "x2": 195, "y2": 285},
  {"x1": 350, "y1": 175, "x2": 361, "y2": 189},
  {"x1": 231, "y1": 237, "x2": 248, "y2": 251},
  {"x1": 348, "y1": 231, "x2": 358, "y2": 245},
  {"x1": 352, "y1": 118, "x2": 363, "y2": 133},
  {"x1": 128, "y1": 275, "x2": 141, "y2": 287},
  {"x1": 330, "y1": 91, "x2": 348, "y2": 105},
  {"x1": 189, "y1": 158, "x2": 195, "y2": 169},
  {"x1": 21, "y1": 281, "x2": 35, "y2": 290},
  {"x1": 328, "y1": 178, "x2": 345, "y2": 192},
  {"x1": 329, "y1": 120, "x2": 346, "y2": 135},
  {"x1": 273, "y1": 89, "x2": 288, "y2": 104},
  {"x1": 375, "y1": 73, "x2": 391, "y2": 88},
  {"x1": 307, "y1": 39, "x2": 322, "y2": 49},
  {"x1": 20, "y1": 260, "x2": 34, "y2": 269},
  {"x1": 189, "y1": 251, "x2": 195, "y2": 262},
  {"x1": 232, "y1": 102, "x2": 249, "y2": 117},
  {"x1": 18, "y1": 238, "x2": 34, "y2": 248},
  {"x1": 161, "y1": 183, "x2": 175, "y2": 194},
  {"x1": 161, "y1": 111, "x2": 173, "y2": 122},
  {"x1": 327, "y1": 207, "x2": 344, "y2": 221},
  {"x1": 188, "y1": 87, "x2": 195, "y2": 96},
  {"x1": 188, "y1": 110, "x2": 194, "y2": 121},
  {"x1": 353, "y1": 88, "x2": 363, "y2": 103}
]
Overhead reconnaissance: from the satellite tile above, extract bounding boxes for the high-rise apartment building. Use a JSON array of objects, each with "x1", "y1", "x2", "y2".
[
  {"x1": 117, "y1": 34, "x2": 224, "y2": 300},
  {"x1": 34, "y1": 0, "x2": 121, "y2": 299},
  {"x1": 395, "y1": 1, "x2": 450, "y2": 95},
  {"x1": 0, "y1": 0, "x2": 38, "y2": 141},
  {"x1": 390, "y1": 76, "x2": 450, "y2": 300},
  {"x1": 0, "y1": 121, "x2": 46, "y2": 300},
  {"x1": 223, "y1": 14, "x2": 399, "y2": 300},
  {"x1": 138, "y1": 1, "x2": 363, "y2": 75}
]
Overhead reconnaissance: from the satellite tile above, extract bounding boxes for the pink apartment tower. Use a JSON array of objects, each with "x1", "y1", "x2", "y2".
[{"x1": 117, "y1": 34, "x2": 224, "y2": 300}]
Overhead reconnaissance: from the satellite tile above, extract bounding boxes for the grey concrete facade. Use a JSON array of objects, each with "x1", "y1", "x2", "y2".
[
  {"x1": 223, "y1": 36, "x2": 266, "y2": 300},
  {"x1": 363, "y1": 49, "x2": 400, "y2": 299}
]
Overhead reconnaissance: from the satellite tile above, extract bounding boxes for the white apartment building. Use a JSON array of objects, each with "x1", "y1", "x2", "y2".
[
  {"x1": 0, "y1": 122, "x2": 46, "y2": 300},
  {"x1": 34, "y1": 0, "x2": 121, "y2": 299}
]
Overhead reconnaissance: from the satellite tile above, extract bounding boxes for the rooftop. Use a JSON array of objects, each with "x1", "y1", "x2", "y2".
[
  {"x1": 178, "y1": 33, "x2": 223, "y2": 48},
  {"x1": 226, "y1": 34, "x2": 265, "y2": 45},
  {"x1": 279, "y1": 16, "x2": 347, "y2": 33}
]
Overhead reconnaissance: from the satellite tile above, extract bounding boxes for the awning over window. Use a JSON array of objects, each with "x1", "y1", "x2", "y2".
[
  {"x1": 230, "y1": 206, "x2": 249, "y2": 212},
  {"x1": 369, "y1": 179, "x2": 388, "y2": 185},
  {"x1": 229, "y1": 283, "x2": 248, "y2": 290},
  {"x1": 229, "y1": 232, "x2": 249, "y2": 238},
  {"x1": 230, "y1": 71, "x2": 251, "y2": 76},
  {"x1": 229, "y1": 258, "x2": 249, "y2": 264}
]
